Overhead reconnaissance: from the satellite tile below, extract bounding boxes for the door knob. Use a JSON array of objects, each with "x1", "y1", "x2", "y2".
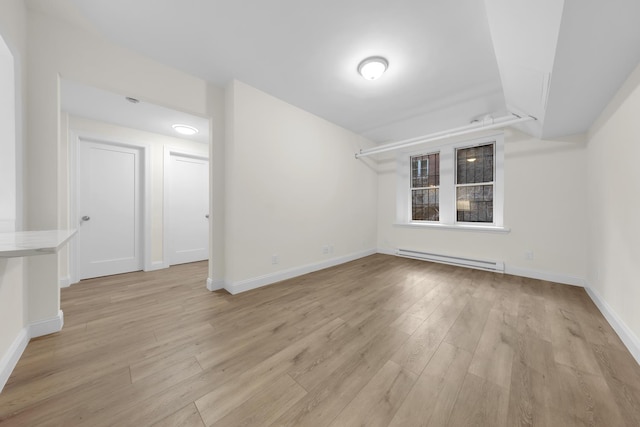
[
  {"x1": 81, "y1": 216, "x2": 91, "y2": 222},
  {"x1": 205, "y1": 214, "x2": 210, "y2": 219}
]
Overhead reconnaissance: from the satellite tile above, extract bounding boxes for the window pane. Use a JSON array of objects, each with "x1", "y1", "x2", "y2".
[
  {"x1": 411, "y1": 153, "x2": 439, "y2": 188},
  {"x1": 456, "y1": 143, "x2": 494, "y2": 184},
  {"x1": 456, "y1": 185, "x2": 493, "y2": 223},
  {"x1": 412, "y1": 188, "x2": 439, "y2": 221}
]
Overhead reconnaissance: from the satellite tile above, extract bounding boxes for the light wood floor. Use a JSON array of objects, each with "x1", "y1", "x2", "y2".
[{"x1": 1, "y1": 255, "x2": 640, "y2": 426}]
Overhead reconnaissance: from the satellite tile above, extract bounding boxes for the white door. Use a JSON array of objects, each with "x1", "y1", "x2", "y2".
[
  {"x1": 78, "y1": 141, "x2": 143, "y2": 280},
  {"x1": 168, "y1": 154, "x2": 209, "y2": 265}
]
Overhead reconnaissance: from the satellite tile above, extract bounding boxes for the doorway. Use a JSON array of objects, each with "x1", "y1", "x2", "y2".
[
  {"x1": 62, "y1": 79, "x2": 210, "y2": 285},
  {"x1": 164, "y1": 149, "x2": 209, "y2": 266},
  {"x1": 74, "y1": 137, "x2": 149, "y2": 281}
]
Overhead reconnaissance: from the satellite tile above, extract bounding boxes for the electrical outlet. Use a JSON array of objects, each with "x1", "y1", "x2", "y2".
[
  {"x1": 323, "y1": 245, "x2": 329, "y2": 254},
  {"x1": 272, "y1": 254, "x2": 279, "y2": 265},
  {"x1": 525, "y1": 251, "x2": 534, "y2": 261}
]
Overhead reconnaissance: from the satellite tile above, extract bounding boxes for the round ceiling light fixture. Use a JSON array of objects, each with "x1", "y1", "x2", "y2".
[
  {"x1": 172, "y1": 124, "x2": 199, "y2": 136},
  {"x1": 357, "y1": 56, "x2": 388, "y2": 80}
]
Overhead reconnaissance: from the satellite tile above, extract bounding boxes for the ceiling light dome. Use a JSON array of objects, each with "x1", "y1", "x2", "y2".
[
  {"x1": 172, "y1": 124, "x2": 199, "y2": 136},
  {"x1": 358, "y1": 56, "x2": 389, "y2": 80}
]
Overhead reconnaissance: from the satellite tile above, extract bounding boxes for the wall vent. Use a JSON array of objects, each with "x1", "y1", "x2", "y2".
[{"x1": 396, "y1": 249, "x2": 504, "y2": 273}]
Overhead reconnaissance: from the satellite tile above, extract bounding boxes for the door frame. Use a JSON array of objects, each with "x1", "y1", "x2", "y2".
[
  {"x1": 70, "y1": 131, "x2": 152, "y2": 284},
  {"x1": 162, "y1": 146, "x2": 209, "y2": 268}
]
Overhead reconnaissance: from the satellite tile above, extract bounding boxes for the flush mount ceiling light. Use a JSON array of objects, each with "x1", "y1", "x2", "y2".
[
  {"x1": 172, "y1": 124, "x2": 199, "y2": 136},
  {"x1": 357, "y1": 56, "x2": 388, "y2": 80}
]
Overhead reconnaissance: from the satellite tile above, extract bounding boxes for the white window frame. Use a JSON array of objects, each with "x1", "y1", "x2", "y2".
[
  {"x1": 455, "y1": 142, "x2": 496, "y2": 225},
  {"x1": 409, "y1": 152, "x2": 440, "y2": 222},
  {"x1": 396, "y1": 133, "x2": 508, "y2": 233}
]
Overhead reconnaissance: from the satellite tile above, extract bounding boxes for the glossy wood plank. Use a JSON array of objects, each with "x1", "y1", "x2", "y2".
[
  {"x1": 389, "y1": 342, "x2": 473, "y2": 427},
  {"x1": 554, "y1": 363, "x2": 625, "y2": 426},
  {"x1": 507, "y1": 334, "x2": 561, "y2": 427},
  {"x1": 444, "y1": 296, "x2": 493, "y2": 353},
  {"x1": 329, "y1": 360, "x2": 417, "y2": 427},
  {"x1": 446, "y1": 372, "x2": 509, "y2": 427},
  {"x1": 547, "y1": 303, "x2": 603, "y2": 375},
  {"x1": 272, "y1": 326, "x2": 410, "y2": 427},
  {"x1": 468, "y1": 308, "x2": 518, "y2": 389},
  {"x1": 211, "y1": 374, "x2": 306, "y2": 427},
  {"x1": 1, "y1": 255, "x2": 639, "y2": 426},
  {"x1": 151, "y1": 403, "x2": 205, "y2": 427},
  {"x1": 390, "y1": 290, "x2": 470, "y2": 375},
  {"x1": 195, "y1": 317, "x2": 345, "y2": 425}
]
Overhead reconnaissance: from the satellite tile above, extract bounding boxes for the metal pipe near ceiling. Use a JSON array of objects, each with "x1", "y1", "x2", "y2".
[{"x1": 355, "y1": 113, "x2": 536, "y2": 159}]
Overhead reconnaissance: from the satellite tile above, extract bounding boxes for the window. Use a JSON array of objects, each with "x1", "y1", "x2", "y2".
[
  {"x1": 455, "y1": 143, "x2": 494, "y2": 223},
  {"x1": 410, "y1": 153, "x2": 439, "y2": 221},
  {"x1": 399, "y1": 134, "x2": 504, "y2": 230}
]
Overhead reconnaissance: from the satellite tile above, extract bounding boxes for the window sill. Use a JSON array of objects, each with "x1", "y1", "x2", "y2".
[{"x1": 394, "y1": 222, "x2": 511, "y2": 234}]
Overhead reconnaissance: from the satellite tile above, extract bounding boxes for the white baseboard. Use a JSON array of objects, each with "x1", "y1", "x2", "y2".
[
  {"x1": 1, "y1": 310, "x2": 66, "y2": 393},
  {"x1": 0, "y1": 328, "x2": 29, "y2": 393},
  {"x1": 59, "y1": 275, "x2": 72, "y2": 288},
  {"x1": 225, "y1": 249, "x2": 377, "y2": 295},
  {"x1": 146, "y1": 261, "x2": 168, "y2": 272},
  {"x1": 585, "y1": 284, "x2": 640, "y2": 365},
  {"x1": 29, "y1": 310, "x2": 64, "y2": 339},
  {"x1": 378, "y1": 250, "x2": 586, "y2": 287},
  {"x1": 502, "y1": 266, "x2": 585, "y2": 287},
  {"x1": 376, "y1": 248, "x2": 396, "y2": 256},
  {"x1": 206, "y1": 277, "x2": 225, "y2": 291}
]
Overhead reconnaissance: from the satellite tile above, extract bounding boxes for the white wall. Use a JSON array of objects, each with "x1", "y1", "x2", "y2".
[
  {"x1": 206, "y1": 83, "x2": 226, "y2": 287},
  {"x1": 0, "y1": 0, "x2": 27, "y2": 392},
  {"x1": 587, "y1": 62, "x2": 640, "y2": 360},
  {"x1": 224, "y1": 80, "x2": 378, "y2": 292},
  {"x1": 58, "y1": 114, "x2": 209, "y2": 280},
  {"x1": 377, "y1": 128, "x2": 588, "y2": 285}
]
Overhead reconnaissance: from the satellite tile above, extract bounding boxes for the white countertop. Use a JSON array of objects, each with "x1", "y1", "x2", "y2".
[{"x1": 0, "y1": 229, "x2": 77, "y2": 258}]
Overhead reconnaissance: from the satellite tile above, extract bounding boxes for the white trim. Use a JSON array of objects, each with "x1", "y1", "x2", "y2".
[
  {"x1": 59, "y1": 275, "x2": 72, "y2": 288},
  {"x1": 1, "y1": 310, "x2": 66, "y2": 392},
  {"x1": 206, "y1": 277, "x2": 225, "y2": 292},
  {"x1": 146, "y1": 261, "x2": 168, "y2": 272},
  {"x1": 376, "y1": 248, "x2": 396, "y2": 256},
  {"x1": 493, "y1": 138, "x2": 505, "y2": 227},
  {"x1": 504, "y1": 266, "x2": 585, "y2": 287},
  {"x1": 163, "y1": 146, "x2": 209, "y2": 269},
  {"x1": 225, "y1": 249, "x2": 376, "y2": 295},
  {"x1": 356, "y1": 114, "x2": 534, "y2": 158},
  {"x1": 378, "y1": 249, "x2": 585, "y2": 287},
  {"x1": 393, "y1": 222, "x2": 510, "y2": 233},
  {"x1": 28, "y1": 310, "x2": 64, "y2": 338},
  {"x1": 0, "y1": 328, "x2": 28, "y2": 393},
  {"x1": 585, "y1": 284, "x2": 640, "y2": 365},
  {"x1": 70, "y1": 132, "x2": 152, "y2": 283}
]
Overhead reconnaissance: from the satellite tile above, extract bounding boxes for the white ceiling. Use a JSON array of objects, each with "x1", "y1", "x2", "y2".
[
  {"x1": 61, "y1": 79, "x2": 210, "y2": 144},
  {"x1": 30, "y1": 0, "x2": 640, "y2": 143}
]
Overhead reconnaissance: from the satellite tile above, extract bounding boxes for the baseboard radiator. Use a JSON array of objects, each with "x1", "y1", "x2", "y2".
[{"x1": 396, "y1": 249, "x2": 505, "y2": 273}]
